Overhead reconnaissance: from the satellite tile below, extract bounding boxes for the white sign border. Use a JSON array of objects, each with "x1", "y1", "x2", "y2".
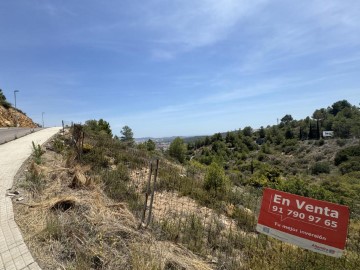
[{"x1": 256, "y1": 224, "x2": 344, "y2": 258}]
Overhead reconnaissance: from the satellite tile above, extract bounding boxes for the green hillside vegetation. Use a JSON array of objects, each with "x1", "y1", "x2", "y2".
[
  {"x1": 184, "y1": 100, "x2": 360, "y2": 217},
  {"x1": 15, "y1": 100, "x2": 360, "y2": 269},
  {"x1": 0, "y1": 89, "x2": 12, "y2": 108}
]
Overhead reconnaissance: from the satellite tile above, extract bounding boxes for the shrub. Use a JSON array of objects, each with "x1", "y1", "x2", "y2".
[
  {"x1": 334, "y1": 145, "x2": 360, "y2": 166},
  {"x1": 311, "y1": 162, "x2": 330, "y2": 175},
  {"x1": 0, "y1": 89, "x2": 11, "y2": 109},
  {"x1": 156, "y1": 213, "x2": 205, "y2": 254},
  {"x1": 182, "y1": 214, "x2": 205, "y2": 253},
  {"x1": 23, "y1": 171, "x2": 45, "y2": 193},
  {"x1": 102, "y1": 166, "x2": 141, "y2": 212},
  {"x1": 232, "y1": 207, "x2": 256, "y2": 232},
  {"x1": 169, "y1": 137, "x2": 186, "y2": 163},
  {"x1": 339, "y1": 158, "x2": 360, "y2": 174},
  {"x1": 32, "y1": 141, "x2": 44, "y2": 164},
  {"x1": 248, "y1": 174, "x2": 268, "y2": 188},
  {"x1": 42, "y1": 214, "x2": 63, "y2": 241},
  {"x1": 53, "y1": 138, "x2": 65, "y2": 153},
  {"x1": 316, "y1": 138, "x2": 325, "y2": 146},
  {"x1": 83, "y1": 147, "x2": 109, "y2": 169},
  {"x1": 203, "y1": 162, "x2": 230, "y2": 195},
  {"x1": 336, "y1": 139, "x2": 346, "y2": 147}
]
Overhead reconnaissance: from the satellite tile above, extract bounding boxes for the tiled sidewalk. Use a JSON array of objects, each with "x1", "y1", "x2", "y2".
[{"x1": 0, "y1": 128, "x2": 60, "y2": 270}]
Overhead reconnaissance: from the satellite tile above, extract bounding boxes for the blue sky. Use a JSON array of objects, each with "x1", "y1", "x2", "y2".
[{"x1": 0, "y1": 0, "x2": 359, "y2": 138}]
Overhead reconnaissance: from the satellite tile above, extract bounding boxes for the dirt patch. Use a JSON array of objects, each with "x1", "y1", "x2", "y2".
[
  {"x1": 153, "y1": 191, "x2": 235, "y2": 231},
  {"x1": 12, "y1": 138, "x2": 213, "y2": 269}
]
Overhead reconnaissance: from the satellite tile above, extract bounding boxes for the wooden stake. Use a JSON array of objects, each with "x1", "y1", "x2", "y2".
[
  {"x1": 146, "y1": 159, "x2": 159, "y2": 227},
  {"x1": 139, "y1": 162, "x2": 153, "y2": 229}
]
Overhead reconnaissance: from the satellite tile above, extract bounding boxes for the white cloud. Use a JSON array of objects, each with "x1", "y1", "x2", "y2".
[
  {"x1": 35, "y1": 0, "x2": 76, "y2": 17},
  {"x1": 151, "y1": 49, "x2": 175, "y2": 61},
  {"x1": 145, "y1": 0, "x2": 267, "y2": 57},
  {"x1": 234, "y1": 0, "x2": 360, "y2": 75}
]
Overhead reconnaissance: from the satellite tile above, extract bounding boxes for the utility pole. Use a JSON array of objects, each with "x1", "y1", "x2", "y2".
[
  {"x1": 14, "y1": 90, "x2": 19, "y2": 127},
  {"x1": 42, "y1": 112, "x2": 45, "y2": 128}
]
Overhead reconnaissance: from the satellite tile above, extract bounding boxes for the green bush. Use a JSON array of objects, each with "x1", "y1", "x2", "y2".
[
  {"x1": 203, "y1": 162, "x2": 230, "y2": 195},
  {"x1": 311, "y1": 162, "x2": 330, "y2": 175},
  {"x1": 156, "y1": 214, "x2": 205, "y2": 254},
  {"x1": 102, "y1": 165, "x2": 141, "y2": 211},
  {"x1": 335, "y1": 145, "x2": 360, "y2": 166},
  {"x1": 0, "y1": 89, "x2": 11, "y2": 109},
  {"x1": 83, "y1": 147, "x2": 109, "y2": 169},
  {"x1": 53, "y1": 138, "x2": 65, "y2": 153},
  {"x1": 232, "y1": 207, "x2": 256, "y2": 232},
  {"x1": 32, "y1": 141, "x2": 44, "y2": 164},
  {"x1": 339, "y1": 157, "x2": 360, "y2": 174},
  {"x1": 169, "y1": 137, "x2": 187, "y2": 163},
  {"x1": 182, "y1": 214, "x2": 205, "y2": 253}
]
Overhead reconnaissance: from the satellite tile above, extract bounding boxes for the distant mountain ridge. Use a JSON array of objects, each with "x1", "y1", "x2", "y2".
[
  {"x1": 135, "y1": 135, "x2": 207, "y2": 144},
  {"x1": 135, "y1": 136, "x2": 185, "y2": 143}
]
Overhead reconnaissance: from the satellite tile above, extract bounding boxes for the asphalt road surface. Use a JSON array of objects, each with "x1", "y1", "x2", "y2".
[{"x1": 0, "y1": 127, "x2": 43, "y2": 145}]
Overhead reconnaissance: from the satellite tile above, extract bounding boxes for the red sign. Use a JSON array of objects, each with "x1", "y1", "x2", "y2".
[{"x1": 256, "y1": 188, "x2": 349, "y2": 257}]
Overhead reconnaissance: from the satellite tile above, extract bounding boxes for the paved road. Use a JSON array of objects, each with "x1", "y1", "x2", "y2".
[
  {"x1": 0, "y1": 128, "x2": 43, "y2": 145},
  {"x1": 0, "y1": 127, "x2": 61, "y2": 270}
]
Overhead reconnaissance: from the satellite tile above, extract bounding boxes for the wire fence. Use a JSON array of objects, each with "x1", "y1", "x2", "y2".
[
  {"x1": 114, "y1": 151, "x2": 360, "y2": 270},
  {"x1": 64, "y1": 122, "x2": 359, "y2": 270},
  {"x1": 65, "y1": 124, "x2": 360, "y2": 269}
]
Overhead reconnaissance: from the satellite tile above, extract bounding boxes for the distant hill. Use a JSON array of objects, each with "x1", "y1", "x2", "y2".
[
  {"x1": 186, "y1": 99, "x2": 360, "y2": 198},
  {"x1": 135, "y1": 135, "x2": 209, "y2": 144},
  {"x1": 135, "y1": 136, "x2": 186, "y2": 143}
]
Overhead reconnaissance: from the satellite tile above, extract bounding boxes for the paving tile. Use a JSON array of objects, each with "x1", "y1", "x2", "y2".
[
  {"x1": 14, "y1": 255, "x2": 26, "y2": 270},
  {"x1": 0, "y1": 128, "x2": 61, "y2": 270},
  {"x1": 1, "y1": 250, "x2": 12, "y2": 264},
  {"x1": 0, "y1": 257, "x2": 4, "y2": 270},
  {"x1": 22, "y1": 252, "x2": 34, "y2": 265},
  {"x1": 18, "y1": 244, "x2": 28, "y2": 256},
  {"x1": 10, "y1": 246, "x2": 21, "y2": 260},
  {"x1": 3, "y1": 260, "x2": 16, "y2": 270},
  {"x1": 28, "y1": 262, "x2": 41, "y2": 270}
]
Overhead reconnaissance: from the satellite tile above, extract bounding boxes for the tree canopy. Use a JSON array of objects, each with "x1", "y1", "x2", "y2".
[
  {"x1": 169, "y1": 137, "x2": 186, "y2": 163},
  {"x1": 120, "y1": 125, "x2": 134, "y2": 144},
  {"x1": 203, "y1": 162, "x2": 230, "y2": 197},
  {"x1": 85, "y1": 119, "x2": 112, "y2": 136},
  {"x1": 0, "y1": 89, "x2": 11, "y2": 108}
]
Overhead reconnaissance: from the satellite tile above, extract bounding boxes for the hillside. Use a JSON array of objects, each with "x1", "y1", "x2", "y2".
[
  {"x1": 0, "y1": 106, "x2": 38, "y2": 127},
  {"x1": 0, "y1": 89, "x2": 37, "y2": 127},
  {"x1": 184, "y1": 100, "x2": 360, "y2": 216},
  {"x1": 12, "y1": 101, "x2": 360, "y2": 269}
]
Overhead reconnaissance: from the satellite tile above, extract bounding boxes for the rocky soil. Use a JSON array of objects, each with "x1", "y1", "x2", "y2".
[{"x1": 0, "y1": 105, "x2": 37, "y2": 127}]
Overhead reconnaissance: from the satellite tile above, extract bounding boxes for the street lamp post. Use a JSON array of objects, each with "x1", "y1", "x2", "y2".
[
  {"x1": 14, "y1": 90, "x2": 19, "y2": 127},
  {"x1": 42, "y1": 112, "x2": 45, "y2": 128}
]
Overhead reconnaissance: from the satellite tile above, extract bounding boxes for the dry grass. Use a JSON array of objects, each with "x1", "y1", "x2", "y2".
[
  {"x1": 13, "y1": 130, "x2": 360, "y2": 269},
  {"x1": 153, "y1": 191, "x2": 236, "y2": 232},
  {"x1": 13, "y1": 139, "x2": 213, "y2": 270},
  {"x1": 130, "y1": 241, "x2": 213, "y2": 270}
]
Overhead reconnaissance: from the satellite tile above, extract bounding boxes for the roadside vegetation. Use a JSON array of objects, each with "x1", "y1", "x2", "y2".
[
  {"x1": 13, "y1": 100, "x2": 360, "y2": 269},
  {"x1": 0, "y1": 89, "x2": 11, "y2": 108}
]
